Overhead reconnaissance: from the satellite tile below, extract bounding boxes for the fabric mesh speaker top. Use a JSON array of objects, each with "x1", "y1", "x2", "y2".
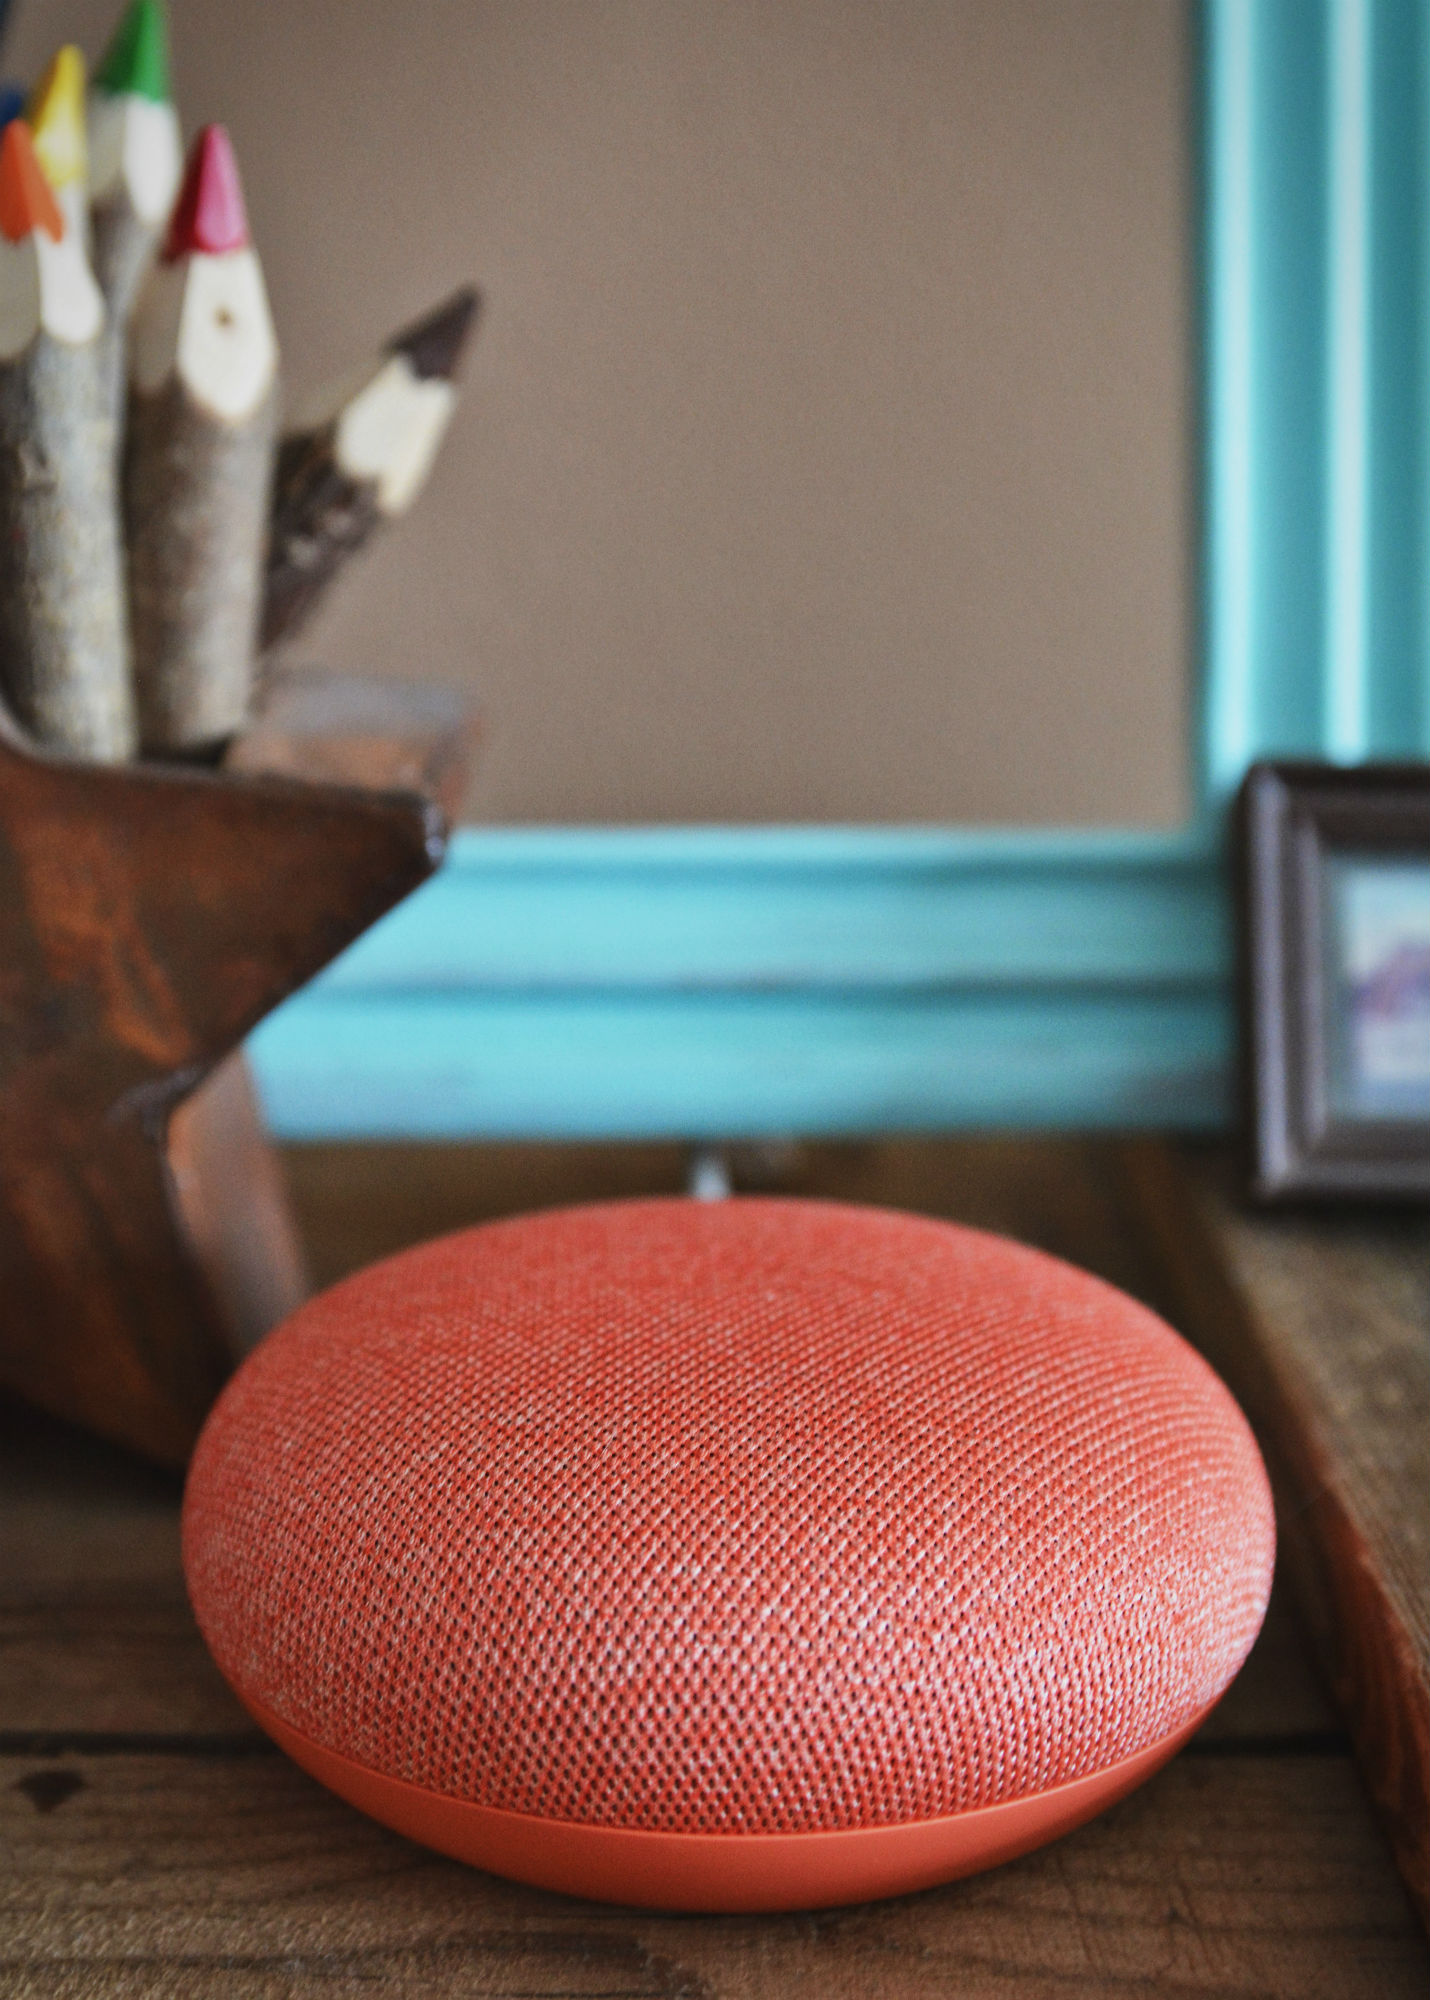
[{"x1": 183, "y1": 1198, "x2": 1274, "y2": 1909}]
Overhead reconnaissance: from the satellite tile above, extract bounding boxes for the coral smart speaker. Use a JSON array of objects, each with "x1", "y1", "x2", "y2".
[{"x1": 183, "y1": 1198, "x2": 1274, "y2": 1910}]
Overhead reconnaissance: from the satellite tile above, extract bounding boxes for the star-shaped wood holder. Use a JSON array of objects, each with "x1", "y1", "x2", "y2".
[{"x1": 0, "y1": 671, "x2": 476, "y2": 1467}]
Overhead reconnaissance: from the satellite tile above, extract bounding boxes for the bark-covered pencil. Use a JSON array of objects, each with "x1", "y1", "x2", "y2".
[
  {"x1": 0, "y1": 120, "x2": 134, "y2": 759},
  {"x1": 125, "y1": 125, "x2": 278, "y2": 756},
  {"x1": 262, "y1": 287, "x2": 478, "y2": 651},
  {"x1": 88, "y1": 0, "x2": 182, "y2": 431},
  {"x1": 27, "y1": 46, "x2": 90, "y2": 250}
]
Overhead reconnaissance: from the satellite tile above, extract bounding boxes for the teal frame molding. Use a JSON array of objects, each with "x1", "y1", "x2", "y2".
[
  {"x1": 1202, "y1": 0, "x2": 1430, "y2": 796},
  {"x1": 252, "y1": 0, "x2": 1430, "y2": 1141},
  {"x1": 252, "y1": 828, "x2": 1230, "y2": 1138}
]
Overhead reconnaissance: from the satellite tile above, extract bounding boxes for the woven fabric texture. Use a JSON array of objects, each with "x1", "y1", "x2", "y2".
[{"x1": 184, "y1": 1199, "x2": 1274, "y2": 1836}]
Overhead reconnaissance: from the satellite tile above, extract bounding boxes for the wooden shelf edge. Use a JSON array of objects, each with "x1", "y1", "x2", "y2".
[{"x1": 1121, "y1": 1140, "x2": 1430, "y2": 1932}]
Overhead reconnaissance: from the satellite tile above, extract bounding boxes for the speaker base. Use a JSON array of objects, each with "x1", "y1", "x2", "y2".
[{"x1": 243, "y1": 1690, "x2": 1212, "y2": 1912}]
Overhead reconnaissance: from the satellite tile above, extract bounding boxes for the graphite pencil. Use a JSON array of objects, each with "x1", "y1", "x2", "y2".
[
  {"x1": 263, "y1": 287, "x2": 478, "y2": 651},
  {"x1": 125, "y1": 124, "x2": 278, "y2": 756},
  {"x1": 0, "y1": 119, "x2": 133, "y2": 758},
  {"x1": 88, "y1": 0, "x2": 182, "y2": 434}
]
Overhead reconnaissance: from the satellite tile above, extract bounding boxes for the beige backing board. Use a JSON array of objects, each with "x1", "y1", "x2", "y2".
[{"x1": 13, "y1": 0, "x2": 1192, "y2": 825}]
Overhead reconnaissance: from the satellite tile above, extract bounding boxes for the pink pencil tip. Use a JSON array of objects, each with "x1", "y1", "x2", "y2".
[{"x1": 164, "y1": 124, "x2": 249, "y2": 260}]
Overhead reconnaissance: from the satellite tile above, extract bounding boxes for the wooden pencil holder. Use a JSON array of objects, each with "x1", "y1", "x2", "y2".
[{"x1": 0, "y1": 669, "x2": 477, "y2": 1468}]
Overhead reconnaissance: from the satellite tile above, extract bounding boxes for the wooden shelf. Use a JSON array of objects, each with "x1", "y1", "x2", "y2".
[
  {"x1": 1, "y1": 1138, "x2": 1424, "y2": 1996},
  {"x1": 1127, "y1": 1142, "x2": 1430, "y2": 1929}
]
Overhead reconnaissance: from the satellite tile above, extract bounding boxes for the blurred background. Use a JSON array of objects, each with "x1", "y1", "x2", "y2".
[{"x1": 10, "y1": 0, "x2": 1192, "y2": 825}]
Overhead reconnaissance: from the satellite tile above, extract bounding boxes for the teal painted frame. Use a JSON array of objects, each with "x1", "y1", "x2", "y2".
[{"x1": 252, "y1": 0, "x2": 1430, "y2": 1140}]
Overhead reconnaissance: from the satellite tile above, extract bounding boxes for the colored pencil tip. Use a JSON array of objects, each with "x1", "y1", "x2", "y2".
[
  {"x1": 0, "y1": 83, "x2": 25, "y2": 134},
  {"x1": 390, "y1": 286, "x2": 481, "y2": 382},
  {"x1": 164, "y1": 125, "x2": 249, "y2": 259},
  {"x1": 0, "y1": 120, "x2": 64, "y2": 243},
  {"x1": 26, "y1": 46, "x2": 88, "y2": 192},
  {"x1": 96, "y1": 0, "x2": 172, "y2": 105}
]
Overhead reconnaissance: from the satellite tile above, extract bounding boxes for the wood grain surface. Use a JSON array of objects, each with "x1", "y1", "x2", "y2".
[
  {"x1": 0, "y1": 232, "x2": 134, "y2": 764},
  {"x1": 1, "y1": 1138, "x2": 1424, "y2": 1997},
  {"x1": 167, "y1": 1051, "x2": 312, "y2": 1364},
  {"x1": 0, "y1": 697, "x2": 443, "y2": 1465},
  {"x1": 1, "y1": 1751, "x2": 1420, "y2": 2000},
  {"x1": 124, "y1": 341, "x2": 279, "y2": 756},
  {"x1": 1125, "y1": 1142, "x2": 1430, "y2": 1928},
  {"x1": 226, "y1": 669, "x2": 480, "y2": 828}
]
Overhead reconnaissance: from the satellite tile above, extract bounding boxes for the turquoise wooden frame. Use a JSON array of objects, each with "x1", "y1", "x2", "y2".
[{"x1": 253, "y1": 0, "x2": 1429, "y2": 1139}]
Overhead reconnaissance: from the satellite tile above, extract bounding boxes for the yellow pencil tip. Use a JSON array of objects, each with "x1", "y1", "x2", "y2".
[{"x1": 26, "y1": 46, "x2": 88, "y2": 192}]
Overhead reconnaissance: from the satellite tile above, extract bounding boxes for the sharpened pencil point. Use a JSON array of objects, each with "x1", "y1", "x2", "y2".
[
  {"x1": 96, "y1": 0, "x2": 172, "y2": 105},
  {"x1": 0, "y1": 121, "x2": 64, "y2": 243},
  {"x1": 389, "y1": 286, "x2": 481, "y2": 382},
  {"x1": 165, "y1": 125, "x2": 249, "y2": 260},
  {"x1": 26, "y1": 47, "x2": 88, "y2": 193}
]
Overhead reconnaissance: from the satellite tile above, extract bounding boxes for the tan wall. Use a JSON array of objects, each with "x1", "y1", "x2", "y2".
[{"x1": 12, "y1": 0, "x2": 1192, "y2": 825}]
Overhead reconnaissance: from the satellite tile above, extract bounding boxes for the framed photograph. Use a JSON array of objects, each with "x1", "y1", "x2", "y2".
[{"x1": 1238, "y1": 762, "x2": 1430, "y2": 1202}]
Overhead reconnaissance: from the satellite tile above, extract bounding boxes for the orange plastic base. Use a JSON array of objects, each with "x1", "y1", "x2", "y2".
[{"x1": 243, "y1": 1690, "x2": 1211, "y2": 1911}]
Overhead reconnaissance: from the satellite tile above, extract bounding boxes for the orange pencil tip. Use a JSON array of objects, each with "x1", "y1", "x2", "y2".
[{"x1": 0, "y1": 120, "x2": 64, "y2": 245}]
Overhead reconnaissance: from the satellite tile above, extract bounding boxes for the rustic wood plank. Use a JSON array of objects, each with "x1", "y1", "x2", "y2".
[
  {"x1": 281, "y1": 1137, "x2": 1188, "y2": 1315},
  {"x1": 1, "y1": 1749, "x2": 1423, "y2": 1998},
  {"x1": 1192, "y1": 1581, "x2": 1336, "y2": 1744},
  {"x1": 1124, "y1": 1141, "x2": 1430, "y2": 1930},
  {"x1": 0, "y1": 707, "x2": 441, "y2": 1466},
  {"x1": 169, "y1": 1053, "x2": 312, "y2": 1365},
  {"x1": 282, "y1": 1139, "x2": 695, "y2": 1290},
  {"x1": 0, "y1": 1399, "x2": 182, "y2": 1604},
  {"x1": 0, "y1": 1605, "x2": 252, "y2": 1742},
  {"x1": 228, "y1": 670, "x2": 480, "y2": 828},
  {"x1": 1, "y1": 1139, "x2": 1417, "y2": 1997}
]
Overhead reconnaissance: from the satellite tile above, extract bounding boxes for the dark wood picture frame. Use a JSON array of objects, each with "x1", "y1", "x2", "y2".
[{"x1": 1237, "y1": 762, "x2": 1430, "y2": 1203}]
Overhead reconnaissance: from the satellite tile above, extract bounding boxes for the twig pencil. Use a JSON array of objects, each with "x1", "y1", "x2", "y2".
[
  {"x1": 125, "y1": 125, "x2": 278, "y2": 756},
  {"x1": 262, "y1": 287, "x2": 478, "y2": 652},
  {"x1": 88, "y1": 0, "x2": 182, "y2": 431},
  {"x1": 0, "y1": 121, "x2": 134, "y2": 759},
  {"x1": 27, "y1": 46, "x2": 89, "y2": 250}
]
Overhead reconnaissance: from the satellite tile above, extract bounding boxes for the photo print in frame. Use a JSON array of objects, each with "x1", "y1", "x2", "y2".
[{"x1": 1237, "y1": 763, "x2": 1430, "y2": 1202}]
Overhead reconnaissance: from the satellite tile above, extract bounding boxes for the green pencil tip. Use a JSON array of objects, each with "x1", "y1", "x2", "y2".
[{"x1": 95, "y1": 0, "x2": 171, "y2": 104}]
